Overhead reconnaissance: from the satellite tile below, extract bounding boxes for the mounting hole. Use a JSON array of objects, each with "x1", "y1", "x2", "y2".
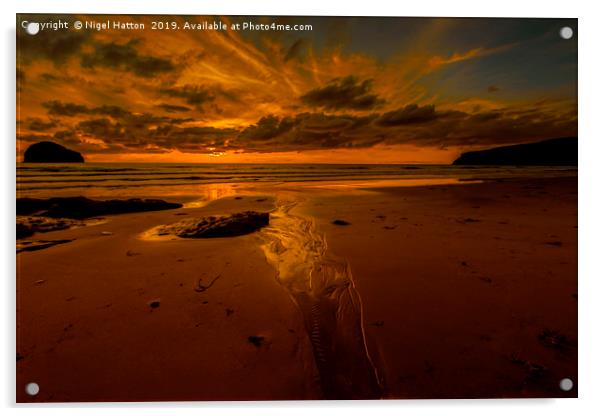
[
  {"x1": 25, "y1": 22, "x2": 40, "y2": 36},
  {"x1": 559, "y1": 378, "x2": 574, "y2": 391},
  {"x1": 559, "y1": 26, "x2": 573, "y2": 40},
  {"x1": 25, "y1": 382, "x2": 40, "y2": 396}
]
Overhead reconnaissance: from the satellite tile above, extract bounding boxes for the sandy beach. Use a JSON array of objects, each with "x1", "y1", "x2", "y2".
[{"x1": 16, "y1": 176, "x2": 577, "y2": 401}]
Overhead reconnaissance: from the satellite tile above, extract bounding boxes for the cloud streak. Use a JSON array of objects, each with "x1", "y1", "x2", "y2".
[{"x1": 300, "y1": 76, "x2": 384, "y2": 110}]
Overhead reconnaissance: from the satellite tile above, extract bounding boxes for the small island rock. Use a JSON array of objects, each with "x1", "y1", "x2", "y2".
[{"x1": 23, "y1": 141, "x2": 84, "y2": 163}]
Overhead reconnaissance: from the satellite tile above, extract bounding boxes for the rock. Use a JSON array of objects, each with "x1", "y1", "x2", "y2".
[
  {"x1": 16, "y1": 216, "x2": 84, "y2": 239},
  {"x1": 452, "y1": 137, "x2": 577, "y2": 166},
  {"x1": 16, "y1": 239, "x2": 73, "y2": 253},
  {"x1": 248, "y1": 335, "x2": 265, "y2": 347},
  {"x1": 23, "y1": 141, "x2": 84, "y2": 163},
  {"x1": 16, "y1": 223, "x2": 34, "y2": 239},
  {"x1": 175, "y1": 211, "x2": 269, "y2": 238},
  {"x1": 332, "y1": 219, "x2": 351, "y2": 226},
  {"x1": 17, "y1": 197, "x2": 182, "y2": 219}
]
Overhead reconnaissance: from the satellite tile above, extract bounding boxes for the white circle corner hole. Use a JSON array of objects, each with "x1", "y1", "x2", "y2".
[
  {"x1": 559, "y1": 378, "x2": 574, "y2": 392},
  {"x1": 559, "y1": 26, "x2": 573, "y2": 40},
  {"x1": 25, "y1": 22, "x2": 40, "y2": 35},
  {"x1": 25, "y1": 382, "x2": 40, "y2": 396}
]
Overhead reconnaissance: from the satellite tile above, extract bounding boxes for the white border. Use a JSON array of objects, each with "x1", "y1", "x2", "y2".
[{"x1": 3, "y1": 1, "x2": 601, "y2": 415}]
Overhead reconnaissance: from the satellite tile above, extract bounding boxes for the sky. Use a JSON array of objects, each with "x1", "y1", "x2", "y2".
[{"x1": 16, "y1": 15, "x2": 577, "y2": 163}]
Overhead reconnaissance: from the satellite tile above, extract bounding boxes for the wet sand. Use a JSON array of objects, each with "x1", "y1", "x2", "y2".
[
  {"x1": 308, "y1": 177, "x2": 578, "y2": 398},
  {"x1": 16, "y1": 177, "x2": 577, "y2": 401}
]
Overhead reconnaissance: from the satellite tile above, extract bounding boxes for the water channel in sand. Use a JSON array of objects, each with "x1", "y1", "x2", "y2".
[{"x1": 259, "y1": 195, "x2": 382, "y2": 399}]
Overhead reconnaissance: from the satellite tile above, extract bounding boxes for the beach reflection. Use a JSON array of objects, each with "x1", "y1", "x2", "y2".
[{"x1": 182, "y1": 183, "x2": 239, "y2": 208}]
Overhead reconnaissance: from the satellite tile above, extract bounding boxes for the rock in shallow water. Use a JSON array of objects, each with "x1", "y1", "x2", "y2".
[
  {"x1": 16, "y1": 216, "x2": 85, "y2": 239},
  {"x1": 170, "y1": 211, "x2": 270, "y2": 238}
]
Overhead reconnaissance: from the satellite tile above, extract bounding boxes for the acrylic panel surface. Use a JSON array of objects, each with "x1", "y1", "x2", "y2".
[{"x1": 16, "y1": 14, "x2": 577, "y2": 402}]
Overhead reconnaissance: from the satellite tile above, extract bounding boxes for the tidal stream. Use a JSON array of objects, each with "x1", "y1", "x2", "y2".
[{"x1": 260, "y1": 196, "x2": 382, "y2": 399}]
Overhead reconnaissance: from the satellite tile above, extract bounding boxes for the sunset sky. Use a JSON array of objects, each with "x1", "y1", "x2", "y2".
[{"x1": 17, "y1": 15, "x2": 577, "y2": 163}]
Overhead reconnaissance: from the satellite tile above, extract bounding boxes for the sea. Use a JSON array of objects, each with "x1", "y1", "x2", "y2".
[{"x1": 16, "y1": 163, "x2": 577, "y2": 199}]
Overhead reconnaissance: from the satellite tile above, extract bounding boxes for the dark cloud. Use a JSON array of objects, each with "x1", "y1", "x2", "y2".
[
  {"x1": 39, "y1": 73, "x2": 58, "y2": 82},
  {"x1": 43, "y1": 101, "x2": 131, "y2": 118},
  {"x1": 121, "y1": 112, "x2": 165, "y2": 127},
  {"x1": 158, "y1": 85, "x2": 216, "y2": 109},
  {"x1": 94, "y1": 105, "x2": 131, "y2": 118},
  {"x1": 240, "y1": 115, "x2": 294, "y2": 140},
  {"x1": 300, "y1": 76, "x2": 384, "y2": 111},
  {"x1": 156, "y1": 103, "x2": 192, "y2": 113},
  {"x1": 42, "y1": 101, "x2": 189, "y2": 124},
  {"x1": 375, "y1": 107, "x2": 577, "y2": 148},
  {"x1": 238, "y1": 105, "x2": 576, "y2": 152},
  {"x1": 37, "y1": 72, "x2": 91, "y2": 87},
  {"x1": 78, "y1": 118, "x2": 126, "y2": 141},
  {"x1": 53, "y1": 130, "x2": 82, "y2": 146},
  {"x1": 151, "y1": 126, "x2": 237, "y2": 153},
  {"x1": 468, "y1": 111, "x2": 502, "y2": 123},
  {"x1": 52, "y1": 128, "x2": 134, "y2": 154},
  {"x1": 80, "y1": 40, "x2": 175, "y2": 77},
  {"x1": 39, "y1": 111, "x2": 236, "y2": 154},
  {"x1": 376, "y1": 104, "x2": 438, "y2": 126},
  {"x1": 239, "y1": 112, "x2": 379, "y2": 152},
  {"x1": 17, "y1": 16, "x2": 90, "y2": 65},
  {"x1": 25, "y1": 117, "x2": 57, "y2": 131},
  {"x1": 43, "y1": 101, "x2": 90, "y2": 117}
]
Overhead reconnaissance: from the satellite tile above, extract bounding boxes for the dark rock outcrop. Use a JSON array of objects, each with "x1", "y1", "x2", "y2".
[
  {"x1": 23, "y1": 141, "x2": 84, "y2": 163},
  {"x1": 452, "y1": 137, "x2": 577, "y2": 166},
  {"x1": 174, "y1": 211, "x2": 269, "y2": 238},
  {"x1": 16, "y1": 223, "x2": 34, "y2": 239},
  {"x1": 16, "y1": 216, "x2": 83, "y2": 239},
  {"x1": 17, "y1": 197, "x2": 182, "y2": 219}
]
